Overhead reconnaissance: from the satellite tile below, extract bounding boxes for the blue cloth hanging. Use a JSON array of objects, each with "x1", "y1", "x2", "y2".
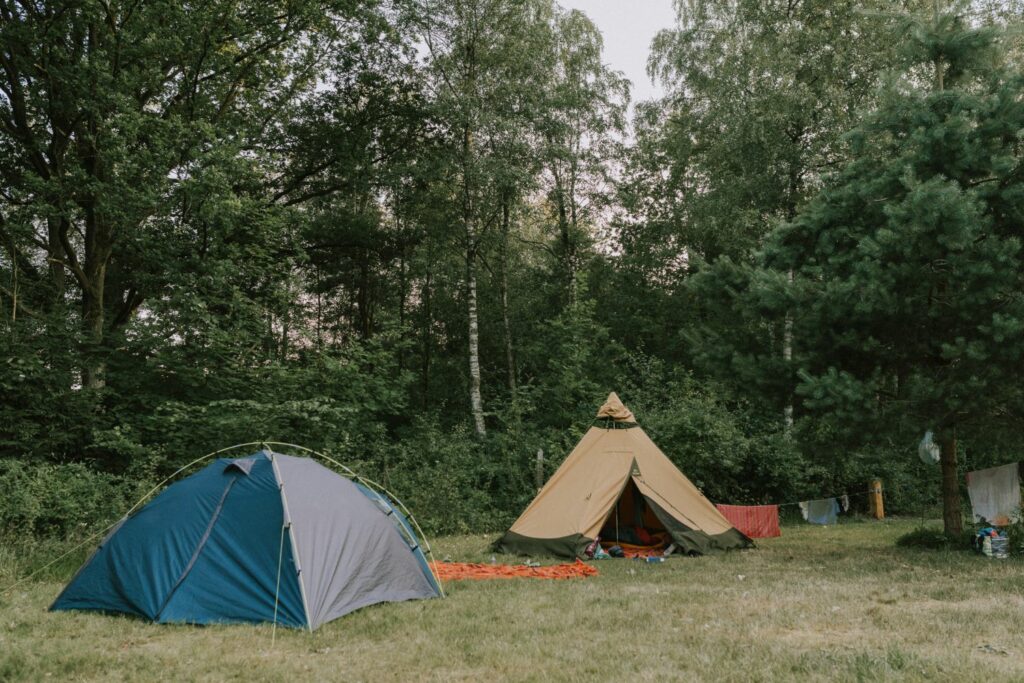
[{"x1": 800, "y1": 498, "x2": 839, "y2": 525}]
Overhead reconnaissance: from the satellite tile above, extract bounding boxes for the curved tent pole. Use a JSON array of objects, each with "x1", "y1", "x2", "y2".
[{"x1": 259, "y1": 441, "x2": 446, "y2": 598}]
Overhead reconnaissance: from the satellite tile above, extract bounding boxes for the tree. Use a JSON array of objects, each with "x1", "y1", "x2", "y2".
[
  {"x1": 626, "y1": 0, "x2": 922, "y2": 427},
  {"x1": 646, "y1": 0, "x2": 917, "y2": 261},
  {"x1": 757, "y1": 7, "x2": 1024, "y2": 535},
  {"x1": 0, "y1": 0, "x2": 333, "y2": 390},
  {"x1": 535, "y1": 8, "x2": 628, "y2": 304},
  {"x1": 406, "y1": 0, "x2": 549, "y2": 436}
]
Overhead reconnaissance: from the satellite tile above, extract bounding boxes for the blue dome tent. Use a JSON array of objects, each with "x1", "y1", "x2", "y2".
[{"x1": 50, "y1": 444, "x2": 442, "y2": 630}]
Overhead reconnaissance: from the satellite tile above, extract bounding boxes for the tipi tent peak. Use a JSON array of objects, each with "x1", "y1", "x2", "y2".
[
  {"x1": 595, "y1": 391, "x2": 636, "y2": 423},
  {"x1": 496, "y1": 394, "x2": 753, "y2": 558},
  {"x1": 51, "y1": 442, "x2": 442, "y2": 630}
]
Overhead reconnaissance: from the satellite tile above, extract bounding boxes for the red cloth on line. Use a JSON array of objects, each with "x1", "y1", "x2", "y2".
[
  {"x1": 716, "y1": 504, "x2": 781, "y2": 539},
  {"x1": 430, "y1": 559, "x2": 598, "y2": 581}
]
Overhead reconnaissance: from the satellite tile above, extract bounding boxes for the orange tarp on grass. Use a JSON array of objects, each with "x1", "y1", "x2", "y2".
[{"x1": 431, "y1": 559, "x2": 597, "y2": 581}]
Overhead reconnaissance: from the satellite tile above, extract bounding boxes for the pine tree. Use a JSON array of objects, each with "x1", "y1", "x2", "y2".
[{"x1": 765, "y1": 6, "x2": 1024, "y2": 535}]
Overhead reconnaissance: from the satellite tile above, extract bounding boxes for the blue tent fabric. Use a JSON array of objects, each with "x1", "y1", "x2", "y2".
[
  {"x1": 51, "y1": 458, "x2": 255, "y2": 621},
  {"x1": 51, "y1": 451, "x2": 439, "y2": 629},
  {"x1": 157, "y1": 458, "x2": 306, "y2": 627}
]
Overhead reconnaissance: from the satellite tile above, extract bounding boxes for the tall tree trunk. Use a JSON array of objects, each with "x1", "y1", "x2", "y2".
[
  {"x1": 551, "y1": 164, "x2": 576, "y2": 304},
  {"x1": 315, "y1": 264, "x2": 323, "y2": 351},
  {"x1": 933, "y1": 1, "x2": 959, "y2": 537},
  {"x1": 47, "y1": 217, "x2": 67, "y2": 302},
  {"x1": 357, "y1": 249, "x2": 372, "y2": 339},
  {"x1": 461, "y1": 109, "x2": 485, "y2": 435},
  {"x1": 782, "y1": 155, "x2": 802, "y2": 433},
  {"x1": 80, "y1": 280, "x2": 106, "y2": 391},
  {"x1": 77, "y1": 106, "x2": 114, "y2": 392},
  {"x1": 280, "y1": 285, "x2": 291, "y2": 362},
  {"x1": 398, "y1": 245, "x2": 407, "y2": 371},
  {"x1": 421, "y1": 270, "x2": 432, "y2": 410},
  {"x1": 783, "y1": 269, "x2": 794, "y2": 432},
  {"x1": 79, "y1": 222, "x2": 109, "y2": 391},
  {"x1": 466, "y1": 250, "x2": 486, "y2": 437},
  {"x1": 499, "y1": 197, "x2": 516, "y2": 392},
  {"x1": 939, "y1": 427, "x2": 962, "y2": 536}
]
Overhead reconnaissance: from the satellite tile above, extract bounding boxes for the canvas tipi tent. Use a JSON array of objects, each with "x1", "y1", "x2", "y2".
[
  {"x1": 51, "y1": 448, "x2": 441, "y2": 629},
  {"x1": 496, "y1": 393, "x2": 753, "y2": 558}
]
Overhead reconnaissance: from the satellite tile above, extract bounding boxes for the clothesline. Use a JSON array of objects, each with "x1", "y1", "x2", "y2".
[
  {"x1": 717, "y1": 490, "x2": 875, "y2": 538},
  {"x1": 721, "y1": 488, "x2": 875, "y2": 509}
]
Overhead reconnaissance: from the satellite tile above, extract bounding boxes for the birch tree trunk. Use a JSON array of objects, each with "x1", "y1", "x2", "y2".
[
  {"x1": 466, "y1": 250, "x2": 486, "y2": 436},
  {"x1": 783, "y1": 269, "x2": 794, "y2": 432},
  {"x1": 499, "y1": 197, "x2": 516, "y2": 392}
]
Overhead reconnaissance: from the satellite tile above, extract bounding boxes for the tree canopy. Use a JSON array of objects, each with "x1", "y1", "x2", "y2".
[{"x1": 2, "y1": 0, "x2": 1022, "y2": 535}]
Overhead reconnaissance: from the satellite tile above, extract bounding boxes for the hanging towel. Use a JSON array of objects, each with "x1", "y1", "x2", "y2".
[
  {"x1": 966, "y1": 463, "x2": 1021, "y2": 526},
  {"x1": 799, "y1": 501, "x2": 809, "y2": 521},
  {"x1": 803, "y1": 498, "x2": 839, "y2": 525},
  {"x1": 716, "y1": 504, "x2": 781, "y2": 538}
]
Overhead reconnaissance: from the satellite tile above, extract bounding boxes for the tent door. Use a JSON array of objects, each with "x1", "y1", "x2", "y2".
[{"x1": 598, "y1": 477, "x2": 668, "y2": 545}]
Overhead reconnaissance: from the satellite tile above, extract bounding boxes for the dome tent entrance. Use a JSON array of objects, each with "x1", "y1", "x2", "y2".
[
  {"x1": 51, "y1": 444, "x2": 442, "y2": 630},
  {"x1": 495, "y1": 393, "x2": 753, "y2": 558}
]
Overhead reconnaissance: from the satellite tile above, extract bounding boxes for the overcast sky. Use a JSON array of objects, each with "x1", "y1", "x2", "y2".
[{"x1": 557, "y1": 0, "x2": 677, "y2": 104}]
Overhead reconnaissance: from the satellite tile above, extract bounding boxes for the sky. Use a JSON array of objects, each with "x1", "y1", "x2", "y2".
[{"x1": 557, "y1": 0, "x2": 677, "y2": 104}]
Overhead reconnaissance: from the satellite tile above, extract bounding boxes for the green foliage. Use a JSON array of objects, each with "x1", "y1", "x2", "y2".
[
  {"x1": 1, "y1": 1, "x2": 1022, "y2": 542},
  {"x1": 766, "y1": 14, "x2": 1024, "y2": 448},
  {"x1": 0, "y1": 461, "x2": 143, "y2": 538},
  {"x1": 642, "y1": 0, "x2": 910, "y2": 261},
  {"x1": 998, "y1": 513, "x2": 1024, "y2": 554},
  {"x1": 373, "y1": 422, "x2": 509, "y2": 535},
  {"x1": 516, "y1": 294, "x2": 618, "y2": 429},
  {"x1": 895, "y1": 525, "x2": 971, "y2": 550}
]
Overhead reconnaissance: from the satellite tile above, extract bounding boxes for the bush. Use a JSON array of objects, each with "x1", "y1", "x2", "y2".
[
  {"x1": 369, "y1": 421, "x2": 512, "y2": 536},
  {"x1": 895, "y1": 526, "x2": 971, "y2": 551},
  {"x1": 0, "y1": 460, "x2": 142, "y2": 538}
]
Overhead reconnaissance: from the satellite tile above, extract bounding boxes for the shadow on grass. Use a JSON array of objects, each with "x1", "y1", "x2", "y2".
[{"x1": 895, "y1": 525, "x2": 974, "y2": 551}]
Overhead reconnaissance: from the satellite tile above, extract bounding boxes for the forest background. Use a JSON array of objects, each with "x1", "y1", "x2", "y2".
[{"x1": 2, "y1": 0, "x2": 1023, "y2": 538}]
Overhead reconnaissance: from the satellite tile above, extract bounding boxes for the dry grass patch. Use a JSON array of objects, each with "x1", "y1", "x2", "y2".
[{"x1": 3, "y1": 519, "x2": 1024, "y2": 681}]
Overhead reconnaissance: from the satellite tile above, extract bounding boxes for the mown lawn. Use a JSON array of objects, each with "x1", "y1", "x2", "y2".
[{"x1": 2, "y1": 518, "x2": 1024, "y2": 682}]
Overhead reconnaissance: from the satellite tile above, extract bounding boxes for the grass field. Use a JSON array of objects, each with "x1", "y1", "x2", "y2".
[{"x1": 3, "y1": 518, "x2": 1024, "y2": 682}]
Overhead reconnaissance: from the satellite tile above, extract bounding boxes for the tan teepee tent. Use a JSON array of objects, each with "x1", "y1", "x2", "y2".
[{"x1": 495, "y1": 393, "x2": 753, "y2": 558}]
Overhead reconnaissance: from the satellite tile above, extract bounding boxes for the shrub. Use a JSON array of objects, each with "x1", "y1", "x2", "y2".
[
  {"x1": 0, "y1": 460, "x2": 141, "y2": 538},
  {"x1": 895, "y1": 526, "x2": 971, "y2": 551},
  {"x1": 369, "y1": 421, "x2": 510, "y2": 536}
]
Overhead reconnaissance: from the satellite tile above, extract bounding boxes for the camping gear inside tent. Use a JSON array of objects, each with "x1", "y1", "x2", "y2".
[
  {"x1": 51, "y1": 447, "x2": 441, "y2": 630},
  {"x1": 495, "y1": 393, "x2": 753, "y2": 558}
]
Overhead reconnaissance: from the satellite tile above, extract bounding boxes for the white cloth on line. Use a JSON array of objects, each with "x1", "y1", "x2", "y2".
[
  {"x1": 967, "y1": 463, "x2": 1020, "y2": 525},
  {"x1": 804, "y1": 498, "x2": 839, "y2": 525}
]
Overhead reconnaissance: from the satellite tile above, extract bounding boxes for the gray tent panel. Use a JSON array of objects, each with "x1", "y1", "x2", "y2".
[{"x1": 273, "y1": 455, "x2": 437, "y2": 629}]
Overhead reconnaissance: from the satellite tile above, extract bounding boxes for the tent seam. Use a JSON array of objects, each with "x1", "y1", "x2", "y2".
[{"x1": 155, "y1": 476, "x2": 237, "y2": 621}]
